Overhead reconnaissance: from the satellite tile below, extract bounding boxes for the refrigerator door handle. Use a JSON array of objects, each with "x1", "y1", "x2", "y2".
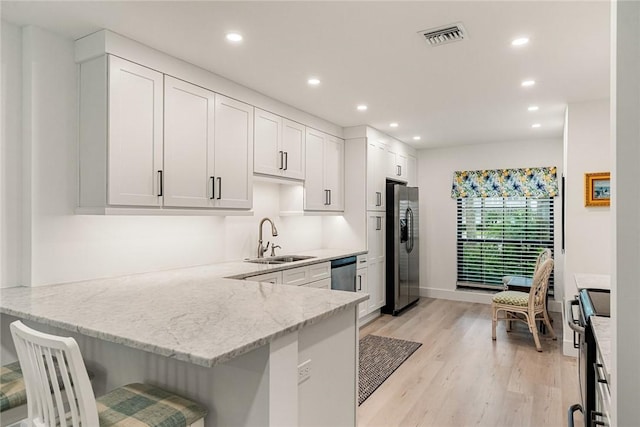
[{"x1": 406, "y1": 207, "x2": 414, "y2": 253}]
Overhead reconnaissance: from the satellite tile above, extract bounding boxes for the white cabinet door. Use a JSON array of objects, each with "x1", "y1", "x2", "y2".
[
  {"x1": 108, "y1": 56, "x2": 164, "y2": 206},
  {"x1": 357, "y1": 267, "x2": 369, "y2": 318},
  {"x1": 398, "y1": 153, "x2": 409, "y2": 181},
  {"x1": 367, "y1": 140, "x2": 386, "y2": 211},
  {"x1": 254, "y1": 108, "x2": 282, "y2": 177},
  {"x1": 367, "y1": 213, "x2": 386, "y2": 311},
  {"x1": 214, "y1": 95, "x2": 254, "y2": 209},
  {"x1": 386, "y1": 148, "x2": 399, "y2": 180},
  {"x1": 246, "y1": 271, "x2": 282, "y2": 284},
  {"x1": 281, "y1": 119, "x2": 305, "y2": 180},
  {"x1": 163, "y1": 76, "x2": 215, "y2": 208},
  {"x1": 324, "y1": 135, "x2": 344, "y2": 211},
  {"x1": 304, "y1": 277, "x2": 331, "y2": 289},
  {"x1": 304, "y1": 129, "x2": 344, "y2": 211},
  {"x1": 304, "y1": 128, "x2": 327, "y2": 210},
  {"x1": 282, "y1": 266, "x2": 310, "y2": 286}
]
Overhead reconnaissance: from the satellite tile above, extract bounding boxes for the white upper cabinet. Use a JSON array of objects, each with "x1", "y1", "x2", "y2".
[
  {"x1": 254, "y1": 109, "x2": 305, "y2": 180},
  {"x1": 213, "y1": 95, "x2": 254, "y2": 209},
  {"x1": 108, "y1": 56, "x2": 164, "y2": 206},
  {"x1": 367, "y1": 140, "x2": 387, "y2": 211},
  {"x1": 281, "y1": 119, "x2": 305, "y2": 180},
  {"x1": 386, "y1": 147, "x2": 408, "y2": 182},
  {"x1": 79, "y1": 55, "x2": 254, "y2": 213},
  {"x1": 163, "y1": 76, "x2": 215, "y2": 208},
  {"x1": 304, "y1": 128, "x2": 344, "y2": 211}
]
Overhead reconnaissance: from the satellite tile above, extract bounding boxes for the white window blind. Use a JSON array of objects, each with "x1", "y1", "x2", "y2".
[{"x1": 456, "y1": 197, "x2": 554, "y2": 291}]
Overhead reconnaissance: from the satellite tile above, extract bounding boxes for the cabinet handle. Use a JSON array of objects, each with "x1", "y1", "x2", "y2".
[
  {"x1": 376, "y1": 191, "x2": 381, "y2": 206},
  {"x1": 284, "y1": 151, "x2": 288, "y2": 170},
  {"x1": 357, "y1": 275, "x2": 362, "y2": 291},
  {"x1": 157, "y1": 170, "x2": 163, "y2": 197},
  {"x1": 329, "y1": 189, "x2": 332, "y2": 205},
  {"x1": 376, "y1": 216, "x2": 381, "y2": 230},
  {"x1": 324, "y1": 190, "x2": 329, "y2": 205},
  {"x1": 279, "y1": 151, "x2": 284, "y2": 170},
  {"x1": 396, "y1": 165, "x2": 401, "y2": 176},
  {"x1": 217, "y1": 177, "x2": 222, "y2": 200},
  {"x1": 210, "y1": 176, "x2": 215, "y2": 199},
  {"x1": 399, "y1": 165, "x2": 402, "y2": 176}
]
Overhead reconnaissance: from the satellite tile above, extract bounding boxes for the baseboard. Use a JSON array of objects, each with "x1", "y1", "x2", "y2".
[
  {"x1": 358, "y1": 310, "x2": 381, "y2": 327},
  {"x1": 419, "y1": 287, "x2": 563, "y2": 313}
]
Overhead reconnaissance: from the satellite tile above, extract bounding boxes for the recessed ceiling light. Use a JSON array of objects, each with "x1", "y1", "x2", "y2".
[
  {"x1": 531, "y1": 123, "x2": 541, "y2": 128},
  {"x1": 521, "y1": 80, "x2": 536, "y2": 87},
  {"x1": 225, "y1": 32, "x2": 243, "y2": 43},
  {"x1": 390, "y1": 123, "x2": 399, "y2": 128},
  {"x1": 528, "y1": 105, "x2": 539, "y2": 111},
  {"x1": 413, "y1": 136, "x2": 421, "y2": 140},
  {"x1": 307, "y1": 78, "x2": 321, "y2": 86},
  {"x1": 357, "y1": 105, "x2": 368, "y2": 111},
  {"x1": 511, "y1": 37, "x2": 529, "y2": 46}
]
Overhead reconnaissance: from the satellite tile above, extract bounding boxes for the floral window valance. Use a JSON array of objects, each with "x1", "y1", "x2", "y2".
[{"x1": 451, "y1": 166, "x2": 558, "y2": 198}]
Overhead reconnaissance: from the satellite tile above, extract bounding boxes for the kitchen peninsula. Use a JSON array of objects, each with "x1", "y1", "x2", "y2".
[{"x1": 0, "y1": 250, "x2": 367, "y2": 427}]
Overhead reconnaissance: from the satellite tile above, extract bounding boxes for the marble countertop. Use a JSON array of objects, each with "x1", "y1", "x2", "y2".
[
  {"x1": 574, "y1": 273, "x2": 610, "y2": 290},
  {"x1": 0, "y1": 248, "x2": 368, "y2": 368},
  {"x1": 591, "y1": 316, "x2": 611, "y2": 384}
]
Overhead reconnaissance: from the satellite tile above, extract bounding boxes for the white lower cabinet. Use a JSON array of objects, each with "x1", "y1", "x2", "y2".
[
  {"x1": 356, "y1": 266, "x2": 369, "y2": 318},
  {"x1": 245, "y1": 262, "x2": 331, "y2": 288},
  {"x1": 246, "y1": 271, "x2": 282, "y2": 284},
  {"x1": 367, "y1": 213, "x2": 386, "y2": 312}
]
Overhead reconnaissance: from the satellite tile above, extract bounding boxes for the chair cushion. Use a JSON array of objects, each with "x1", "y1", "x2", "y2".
[
  {"x1": 492, "y1": 290, "x2": 529, "y2": 307},
  {"x1": 96, "y1": 383, "x2": 207, "y2": 427},
  {"x1": 0, "y1": 361, "x2": 26, "y2": 412}
]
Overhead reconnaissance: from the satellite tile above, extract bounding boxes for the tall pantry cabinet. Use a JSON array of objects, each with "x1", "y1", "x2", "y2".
[{"x1": 344, "y1": 126, "x2": 418, "y2": 323}]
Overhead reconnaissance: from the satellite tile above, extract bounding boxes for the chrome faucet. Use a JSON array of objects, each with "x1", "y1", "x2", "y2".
[{"x1": 257, "y1": 218, "x2": 278, "y2": 258}]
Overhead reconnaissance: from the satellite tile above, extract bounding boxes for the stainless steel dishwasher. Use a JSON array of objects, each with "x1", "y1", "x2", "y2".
[{"x1": 330, "y1": 256, "x2": 357, "y2": 291}]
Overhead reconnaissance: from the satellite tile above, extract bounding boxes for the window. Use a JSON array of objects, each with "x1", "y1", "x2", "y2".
[{"x1": 456, "y1": 197, "x2": 554, "y2": 292}]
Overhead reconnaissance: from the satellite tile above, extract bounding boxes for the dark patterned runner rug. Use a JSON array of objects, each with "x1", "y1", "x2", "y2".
[{"x1": 359, "y1": 334, "x2": 422, "y2": 405}]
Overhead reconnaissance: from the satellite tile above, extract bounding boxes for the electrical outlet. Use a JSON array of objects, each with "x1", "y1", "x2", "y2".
[{"x1": 298, "y1": 359, "x2": 312, "y2": 383}]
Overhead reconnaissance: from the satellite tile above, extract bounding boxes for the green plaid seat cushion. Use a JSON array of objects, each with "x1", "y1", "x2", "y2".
[
  {"x1": 492, "y1": 290, "x2": 529, "y2": 307},
  {"x1": 96, "y1": 383, "x2": 207, "y2": 427},
  {"x1": 0, "y1": 361, "x2": 26, "y2": 412}
]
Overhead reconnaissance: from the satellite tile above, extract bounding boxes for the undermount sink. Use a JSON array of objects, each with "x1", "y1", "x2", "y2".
[{"x1": 245, "y1": 255, "x2": 316, "y2": 265}]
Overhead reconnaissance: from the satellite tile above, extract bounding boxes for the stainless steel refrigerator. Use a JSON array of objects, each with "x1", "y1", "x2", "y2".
[{"x1": 383, "y1": 182, "x2": 420, "y2": 315}]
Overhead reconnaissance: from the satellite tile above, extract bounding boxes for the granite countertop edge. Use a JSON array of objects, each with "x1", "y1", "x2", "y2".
[{"x1": 0, "y1": 248, "x2": 369, "y2": 368}]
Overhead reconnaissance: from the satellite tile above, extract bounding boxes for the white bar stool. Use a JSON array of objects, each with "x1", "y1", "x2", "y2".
[{"x1": 10, "y1": 321, "x2": 207, "y2": 427}]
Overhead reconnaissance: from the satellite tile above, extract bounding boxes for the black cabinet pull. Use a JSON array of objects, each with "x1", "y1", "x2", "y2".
[
  {"x1": 284, "y1": 151, "x2": 288, "y2": 170},
  {"x1": 357, "y1": 275, "x2": 362, "y2": 291},
  {"x1": 210, "y1": 176, "x2": 215, "y2": 199},
  {"x1": 279, "y1": 151, "x2": 284, "y2": 170},
  {"x1": 217, "y1": 177, "x2": 222, "y2": 200},
  {"x1": 329, "y1": 189, "x2": 332, "y2": 205},
  {"x1": 157, "y1": 170, "x2": 163, "y2": 196}
]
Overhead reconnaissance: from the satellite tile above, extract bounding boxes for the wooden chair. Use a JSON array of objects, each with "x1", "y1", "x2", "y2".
[
  {"x1": 10, "y1": 321, "x2": 207, "y2": 427},
  {"x1": 492, "y1": 258, "x2": 556, "y2": 351}
]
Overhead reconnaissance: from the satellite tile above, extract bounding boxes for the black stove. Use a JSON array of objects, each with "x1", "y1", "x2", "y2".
[{"x1": 568, "y1": 288, "x2": 610, "y2": 427}]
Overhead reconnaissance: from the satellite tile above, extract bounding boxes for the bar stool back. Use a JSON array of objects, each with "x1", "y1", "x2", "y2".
[{"x1": 10, "y1": 321, "x2": 206, "y2": 427}]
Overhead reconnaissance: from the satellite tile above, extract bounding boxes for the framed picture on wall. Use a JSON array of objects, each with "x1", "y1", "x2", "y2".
[{"x1": 585, "y1": 172, "x2": 611, "y2": 207}]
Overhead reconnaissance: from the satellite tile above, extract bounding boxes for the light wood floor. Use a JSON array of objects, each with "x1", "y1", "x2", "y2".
[{"x1": 358, "y1": 298, "x2": 582, "y2": 427}]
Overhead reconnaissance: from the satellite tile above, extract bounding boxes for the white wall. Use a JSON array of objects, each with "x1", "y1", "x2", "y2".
[
  {"x1": 2, "y1": 24, "x2": 323, "y2": 287},
  {"x1": 562, "y1": 99, "x2": 611, "y2": 352},
  {"x1": 417, "y1": 138, "x2": 564, "y2": 304},
  {"x1": 1, "y1": 21, "x2": 22, "y2": 287}
]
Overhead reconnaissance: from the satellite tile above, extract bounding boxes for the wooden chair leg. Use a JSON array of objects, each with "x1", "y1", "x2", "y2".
[
  {"x1": 529, "y1": 313, "x2": 542, "y2": 351},
  {"x1": 492, "y1": 305, "x2": 497, "y2": 340},
  {"x1": 543, "y1": 310, "x2": 557, "y2": 340}
]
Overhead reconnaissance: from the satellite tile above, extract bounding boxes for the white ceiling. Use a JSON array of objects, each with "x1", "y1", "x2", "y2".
[{"x1": 1, "y1": 1, "x2": 610, "y2": 148}]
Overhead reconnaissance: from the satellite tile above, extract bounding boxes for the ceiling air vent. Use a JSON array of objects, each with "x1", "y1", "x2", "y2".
[{"x1": 418, "y1": 23, "x2": 467, "y2": 47}]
